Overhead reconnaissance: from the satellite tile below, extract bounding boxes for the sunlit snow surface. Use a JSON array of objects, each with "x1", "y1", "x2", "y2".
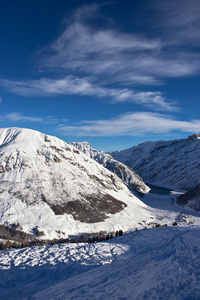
[{"x1": 0, "y1": 242, "x2": 129, "y2": 270}]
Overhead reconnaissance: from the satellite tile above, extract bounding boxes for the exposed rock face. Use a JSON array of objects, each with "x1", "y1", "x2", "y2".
[
  {"x1": 71, "y1": 142, "x2": 150, "y2": 193},
  {"x1": 0, "y1": 128, "x2": 151, "y2": 239},
  {"x1": 176, "y1": 184, "x2": 200, "y2": 211},
  {"x1": 110, "y1": 135, "x2": 200, "y2": 191},
  {"x1": 187, "y1": 133, "x2": 200, "y2": 140}
]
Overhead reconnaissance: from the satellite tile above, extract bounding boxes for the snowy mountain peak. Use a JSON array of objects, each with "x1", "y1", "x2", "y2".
[
  {"x1": 0, "y1": 127, "x2": 61, "y2": 151},
  {"x1": 0, "y1": 128, "x2": 154, "y2": 240}
]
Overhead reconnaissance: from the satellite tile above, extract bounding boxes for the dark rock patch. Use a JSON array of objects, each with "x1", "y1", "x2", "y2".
[{"x1": 47, "y1": 194, "x2": 127, "y2": 223}]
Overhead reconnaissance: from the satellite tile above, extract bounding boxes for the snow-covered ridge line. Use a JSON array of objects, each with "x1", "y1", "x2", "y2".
[{"x1": 71, "y1": 142, "x2": 150, "y2": 193}]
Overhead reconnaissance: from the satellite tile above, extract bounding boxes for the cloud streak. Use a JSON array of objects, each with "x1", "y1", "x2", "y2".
[
  {"x1": 2, "y1": 2, "x2": 200, "y2": 112},
  {"x1": 0, "y1": 112, "x2": 60, "y2": 124},
  {"x1": 1, "y1": 76, "x2": 175, "y2": 111},
  {"x1": 0, "y1": 112, "x2": 43, "y2": 123},
  {"x1": 153, "y1": 0, "x2": 200, "y2": 45},
  {"x1": 40, "y1": 3, "x2": 200, "y2": 86},
  {"x1": 58, "y1": 112, "x2": 200, "y2": 137}
]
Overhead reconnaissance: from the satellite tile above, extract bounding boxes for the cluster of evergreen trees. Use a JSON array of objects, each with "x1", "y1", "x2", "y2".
[{"x1": 0, "y1": 223, "x2": 124, "y2": 250}]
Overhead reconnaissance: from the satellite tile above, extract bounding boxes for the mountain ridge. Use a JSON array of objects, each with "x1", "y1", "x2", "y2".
[
  {"x1": 71, "y1": 141, "x2": 150, "y2": 193},
  {"x1": 110, "y1": 134, "x2": 200, "y2": 191}
]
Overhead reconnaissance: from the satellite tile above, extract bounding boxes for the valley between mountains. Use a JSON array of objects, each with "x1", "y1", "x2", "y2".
[{"x1": 0, "y1": 127, "x2": 200, "y2": 299}]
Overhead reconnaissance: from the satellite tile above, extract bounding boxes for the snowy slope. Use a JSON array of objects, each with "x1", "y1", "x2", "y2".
[
  {"x1": 111, "y1": 134, "x2": 200, "y2": 191},
  {"x1": 1, "y1": 225, "x2": 200, "y2": 299},
  {"x1": 0, "y1": 128, "x2": 158, "y2": 240},
  {"x1": 71, "y1": 142, "x2": 150, "y2": 193}
]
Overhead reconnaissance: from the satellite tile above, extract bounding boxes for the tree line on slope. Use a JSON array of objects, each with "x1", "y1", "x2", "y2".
[{"x1": 0, "y1": 223, "x2": 124, "y2": 250}]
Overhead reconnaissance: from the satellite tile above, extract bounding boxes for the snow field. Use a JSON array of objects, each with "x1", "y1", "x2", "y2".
[{"x1": 1, "y1": 225, "x2": 200, "y2": 299}]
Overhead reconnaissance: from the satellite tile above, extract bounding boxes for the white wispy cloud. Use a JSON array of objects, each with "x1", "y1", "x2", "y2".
[
  {"x1": 2, "y1": 2, "x2": 200, "y2": 112},
  {"x1": 0, "y1": 112, "x2": 60, "y2": 124},
  {"x1": 0, "y1": 97, "x2": 2, "y2": 104},
  {"x1": 40, "y1": 3, "x2": 200, "y2": 85},
  {"x1": 1, "y1": 76, "x2": 108, "y2": 97},
  {"x1": 0, "y1": 112, "x2": 43, "y2": 123},
  {"x1": 1, "y1": 76, "x2": 175, "y2": 111},
  {"x1": 58, "y1": 112, "x2": 200, "y2": 137},
  {"x1": 153, "y1": 0, "x2": 200, "y2": 45}
]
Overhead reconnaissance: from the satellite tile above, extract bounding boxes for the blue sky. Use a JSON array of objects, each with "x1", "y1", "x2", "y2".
[{"x1": 0, "y1": 0, "x2": 200, "y2": 151}]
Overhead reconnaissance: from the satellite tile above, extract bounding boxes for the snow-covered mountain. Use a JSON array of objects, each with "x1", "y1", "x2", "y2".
[
  {"x1": 110, "y1": 134, "x2": 200, "y2": 191},
  {"x1": 176, "y1": 183, "x2": 200, "y2": 211},
  {"x1": 2, "y1": 128, "x2": 200, "y2": 299},
  {"x1": 0, "y1": 128, "x2": 157, "y2": 240},
  {"x1": 71, "y1": 142, "x2": 150, "y2": 193}
]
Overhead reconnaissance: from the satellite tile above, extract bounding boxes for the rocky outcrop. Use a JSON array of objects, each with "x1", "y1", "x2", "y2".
[{"x1": 187, "y1": 133, "x2": 200, "y2": 140}]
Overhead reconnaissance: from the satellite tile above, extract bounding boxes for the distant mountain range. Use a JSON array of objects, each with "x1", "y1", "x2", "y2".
[{"x1": 110, "y1": 134, "x2": 200, "y2": 192}]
